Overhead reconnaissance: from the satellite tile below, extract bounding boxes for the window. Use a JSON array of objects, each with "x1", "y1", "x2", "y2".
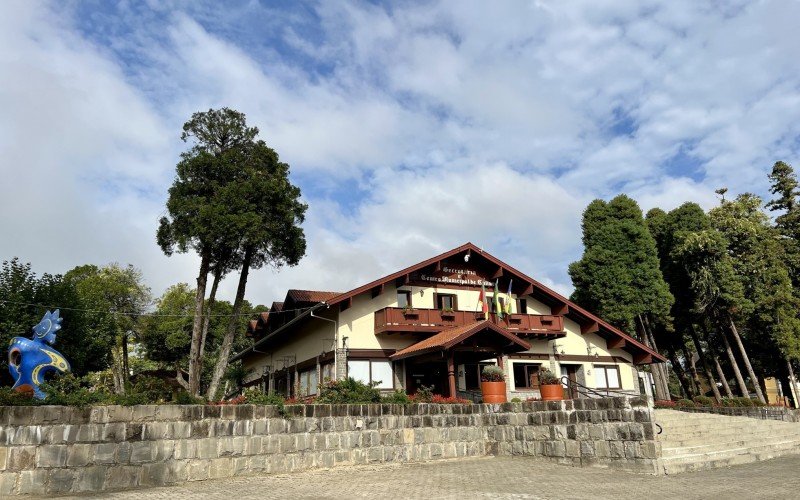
[
  {"x1": 321, "y1": 363, "x2": 335, "y2": 384},
  {"x1": 298, "y1": 368, "x2": 319, "y2": 396},
  {"x1": 435, "y1": 293, "x2": 457, "y2": 311},
  {"x1": 512, "y1": 363, "x2": 541, "y2": 389},
  {"x1": 347, "y1": 360, "x2": 394, "y2": 389},
  {"x1": 594, "y1": 365, "x2": 621, "y2": 389},
  {"x1": 397, "y1": 290, "x2": 411, "y2": 308},
  {"x1": 516, "y1": 299, "x2": 527, "y2": 314}
]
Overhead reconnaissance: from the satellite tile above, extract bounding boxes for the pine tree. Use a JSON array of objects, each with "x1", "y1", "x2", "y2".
[{"x1": 570, "y1": 195, "x2": 674, "y2": 399}]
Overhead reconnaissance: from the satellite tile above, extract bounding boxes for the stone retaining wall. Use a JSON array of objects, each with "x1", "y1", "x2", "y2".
[{"x1": 0, "y1": 396, "x2": 658, "y2": 496}]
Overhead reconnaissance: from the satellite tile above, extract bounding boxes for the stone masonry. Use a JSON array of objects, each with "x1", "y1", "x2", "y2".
[{"x1": 0, "y1": 396, "x2": 658, "y2": 496}]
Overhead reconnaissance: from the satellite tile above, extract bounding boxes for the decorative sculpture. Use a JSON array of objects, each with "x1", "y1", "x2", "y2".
[{"x1": 8, "y1": 309, "x2": 71, "y2": 399}]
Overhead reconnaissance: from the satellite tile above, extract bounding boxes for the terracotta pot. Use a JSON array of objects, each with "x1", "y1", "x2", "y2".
[
  {"x1": 481, "y1": 381, "x2": 507, "y2": 403},
  {"x1": 540, "y1": 383, "x2": 564, "y2": 401}
]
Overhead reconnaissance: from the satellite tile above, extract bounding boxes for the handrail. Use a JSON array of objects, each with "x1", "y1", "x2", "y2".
[{"x1": 560, "y1": 375, "x2": 630, "y2": 399}]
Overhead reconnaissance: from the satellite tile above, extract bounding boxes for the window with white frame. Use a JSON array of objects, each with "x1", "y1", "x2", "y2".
[
  {"x1": 594, "y1": 365, "x2": 621, "y2": 389},
  {"x1": 347, "y1": 359, "x2": 394, "y2": 389}
]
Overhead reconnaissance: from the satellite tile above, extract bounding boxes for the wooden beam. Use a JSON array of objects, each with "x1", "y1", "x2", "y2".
[
  {"x1": 339, "y1": 297, "x2": 352, "y2": 312},
  {"x1": 522, "y1": 283, "x2": 534, "y2": 296},
  {"x1": 633, "y1": 352, "x2": 653, "y2": 364},
  {"x1": 435, "y1": 261, "x2": 442, "y2": 272},
  {"x1": 371, "y1": 283, "x2": 384, "y2": 298},
  {"x1": 580, "y1": 321, "x2": 600, "y2": 335},
  {"x1": 492, "y1": 266, "x2": 504, "y2": 279},
  {"x1": 551, "y1": 303, "x2": 569, "y2": 316},
  {"x1": 607, "y1": 337, "x2": 626, "y2": 349}
]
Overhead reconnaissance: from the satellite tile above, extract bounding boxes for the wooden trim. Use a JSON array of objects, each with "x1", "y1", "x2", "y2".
[
  {"x1": 371, "y1": 283, "x2": 384, "y2": 298},
  {"x1": 551, "y1": 303, "x2": 569, "y2": 316},
  {"x1": 607, "y1": 337, "x2": 626, "y2": 349},
  {"x1": 594, "y1": 364, "x2": 622, "y2": 390},
  {"x1": 508, "y1": 353, "x2": 550, "y2": 360},
  {"x1": 581, "y1": 321, "x2": 600, "y2": 334},
  {"x1": 347, "y1": 349, "x2": 396, "y2": 359},
  {"x1": 633, "y1": 352, "x2": 653, "y2": 364}
]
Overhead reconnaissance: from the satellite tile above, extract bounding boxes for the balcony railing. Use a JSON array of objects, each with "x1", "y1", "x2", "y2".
[{"x1": 374, "y1": 307, "x2": 565, "y2": 336}]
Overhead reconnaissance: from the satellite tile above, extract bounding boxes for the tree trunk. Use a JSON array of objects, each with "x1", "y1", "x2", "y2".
[
  {"x1": 666, "y1": 343, "x2": 693, "y2": 398},
  {"x1": 637, "y1": 315, "x2": 668, "y2": 400},
  {"x1": 641, "y1": 315, "x2": 671, "y2": 399},
  {"x1": 712, "y1": 354, "x2": 734, "y2": 398},
  {"x1": 188, "y1": 253, "x2": 211, "y2": 396},
  {"x1": 199, "y1": 268, "x2": 223, "y2": 360},
  {"x1": 720, "y1": 325, "x2": 748, "y2": 397},
  {"x1": 786, "y1": 357, "x2": 799, "y2": 409},
  {"x1": 111, "y1": 343, "x2": 125, "y2": 395},
  {"x1": 727, "y1": 315, "x2": 766, "y2": 404},
  {"x1": 175, "y1": 365, "x2": 188, "y2": 390},
  {"x1": 207, "y1": 246, "x2": 253, "y2": 400},
  {"x1": 121, "y1": 332, "x2": 130, "y2": 388},
  {"x1": 688, "y1": 325, "x2": 722, "y2": 401},
  {"x1": 681, "y1": 344, "x2": 703, "y2": 397}
]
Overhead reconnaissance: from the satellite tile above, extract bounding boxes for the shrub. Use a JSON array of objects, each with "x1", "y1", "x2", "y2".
[
  {"x1": 175, "y1": 391, "x2": 205, "y2": 405},
  {"x1": 481, "y1": 365, "x2": 505, "y2": 382},
  {"x1": 0, "y1": 387, "x2": 40, "y2": 406},
  {"x1": 411, "y1": 385, "x2": 435, "y2": 403},
  {"x1": 510, "y1": 397, "x2": 522, "y2": 403},
  {"x1": 654, "y1": 399, "x2": 677, "y2": 409},
  {"x1": 241, "y1": 387, "x2": 285, "y2": 406},
  {"x1": 431, "y1": 395, "x2": 471, "y2": 404},
  {"x1": 382, "y1": 389, "x2": 411, "y2": 404},
  {"x1": 692, "y1": 396, "x2": 716, "y2": 407},
  {"x1": 538, "y1": 368, "x2": 560, "y2": 385},
  {"x1": 316, "y1": 377, "x2": 381, "y2": 404},
  {"x1": 675, "y1": 398, "x2": 695, "y2": 408}
]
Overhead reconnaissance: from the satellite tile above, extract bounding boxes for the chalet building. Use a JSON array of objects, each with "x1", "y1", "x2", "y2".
[{"x1": 232, "y1": 243, "x2": 665, "y2": 400}]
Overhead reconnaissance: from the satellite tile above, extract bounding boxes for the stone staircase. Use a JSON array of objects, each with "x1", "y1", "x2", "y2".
[{"x1": 655, "y1": 409, "x2": 800, "y2": 474}]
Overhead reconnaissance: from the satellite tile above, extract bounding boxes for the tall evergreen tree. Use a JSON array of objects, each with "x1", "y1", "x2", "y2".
[{"x1": 570, "y1": 195, "x2": 674, "y2": 399}]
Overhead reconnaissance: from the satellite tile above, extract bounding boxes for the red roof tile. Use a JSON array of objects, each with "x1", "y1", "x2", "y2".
[
  {"x1": 286, "y1": 289, "x2": 341, "y2": 304},
  {"x1": 390, "y1": 321, "x2": 531, "y2": 360}
]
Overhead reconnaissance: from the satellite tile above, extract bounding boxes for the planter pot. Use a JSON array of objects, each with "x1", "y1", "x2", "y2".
[
  {"x1": 540, "y1": 383, "x2": 564, "y2": 401},
  {"x1": 481, "y1": 381, "x2": 507, "y2": 403}
]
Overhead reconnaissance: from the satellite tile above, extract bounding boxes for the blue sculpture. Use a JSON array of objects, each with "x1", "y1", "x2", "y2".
[{"x1": 8, "y1": 310, "x2": 71, "y2": 399}]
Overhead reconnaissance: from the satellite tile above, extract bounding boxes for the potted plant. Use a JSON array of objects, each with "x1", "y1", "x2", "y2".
[
  {"x1": 480, "y1": 365, "x2": 507, "y2": 403},
  {"x1": 402, "y1": 304, "x2": 418, "y2": 317},
  {"x1": 538, "y1": 367, "x2": 563, "y2": 401},
  {"x1": 441, "y1": 307, "x2": 456, "y2": 318}
]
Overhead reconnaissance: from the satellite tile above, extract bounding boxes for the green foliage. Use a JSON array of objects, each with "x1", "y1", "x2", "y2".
[
  {"x1": 692, "y1": 396, "x2": 716, "y2": 407},
  {"x1": 0, "y1": 387, "x2": 40, "y2": 406},
  {"x1": 538, "y1": 368, "x2": 560, "y2": 385},
  {"x1": 675, "y1": 398, "x2": 695, "y2": 408},
  {"x1": 40, "y1": 374, "x2": 111, "y2": 407},
  {"x1": 316, "y1": 377, "x2": 382, "y2": 404},
  {"x1": 174, "y1": 391, "x2": 205, "y2": 405},
  {"x1": 480, "y1": 365, "x2": 505, "y2": 382},
  {"x1": 413, "y1": 385, "x2": 435, "y2": 403},
  {"x1": 569, "y1": 195, "x2": 674, "y2": 333},
  {"x1": 381, "y1": 389, "x2": 411, "y2": 404},
  {"x1": 510, "y1": 397, "x2": 522, "y2": 403}
]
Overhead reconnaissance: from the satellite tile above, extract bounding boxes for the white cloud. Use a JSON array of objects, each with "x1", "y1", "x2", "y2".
[{"x1": 1, "y1": 0, "x2": 799, "y2": 311}]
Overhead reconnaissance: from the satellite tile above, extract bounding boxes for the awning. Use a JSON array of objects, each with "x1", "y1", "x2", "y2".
[{"x1": 389, "y1": 320, "x2": 531, "y2": 361}]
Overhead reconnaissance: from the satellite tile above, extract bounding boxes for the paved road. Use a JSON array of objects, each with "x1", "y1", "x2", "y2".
[{"x1": 57, "y1": 454, "x2": 800, "y2": 500}]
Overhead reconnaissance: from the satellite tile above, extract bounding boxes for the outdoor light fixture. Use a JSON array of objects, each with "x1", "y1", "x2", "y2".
[{"x1": 464, "y1": 250, "x2": 471, "y2": 263}]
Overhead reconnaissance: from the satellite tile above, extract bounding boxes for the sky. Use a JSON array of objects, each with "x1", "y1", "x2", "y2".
[{"x1": 1, "y1": 0, "x2": 800, "y2": 308}]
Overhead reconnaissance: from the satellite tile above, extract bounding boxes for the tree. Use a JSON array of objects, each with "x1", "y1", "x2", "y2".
[
  {"x1": 646, "y1": 203, "x2": 723, "y2": 401},
  {"x1": 64, "y1": 264, "x2": 151, "y2": 393},
  {"x1": 569, "y1": 195, "x2": 674, "y2": 400},
  {"x1": 158, "y1": 108, "x2": 258, "y2": 395},
  {"x1": 205, "y1": 140, "x2": 307, "y2": 400},
  {"x1": 0, "y1": 259, "x2": 112, "y2": 384}
]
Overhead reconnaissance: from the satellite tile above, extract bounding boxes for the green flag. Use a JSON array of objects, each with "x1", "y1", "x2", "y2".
[{"x1": 494, "y1": 279, "x2": 503, "y2": 320}]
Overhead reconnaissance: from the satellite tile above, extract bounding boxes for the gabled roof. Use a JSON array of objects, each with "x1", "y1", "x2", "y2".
[
  {"x1": 390, "y1": 320, "x2": 531, "y2": 361},
  {"x1": 324, "y1": 242, "x2": 665, "y2": 364}
]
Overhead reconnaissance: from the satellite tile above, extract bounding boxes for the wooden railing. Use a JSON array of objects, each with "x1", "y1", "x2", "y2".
[{"x1": 374, "y1": 307, "x2": 565, "y2": 335}]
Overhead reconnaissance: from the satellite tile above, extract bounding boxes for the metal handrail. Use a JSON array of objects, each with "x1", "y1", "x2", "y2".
[{"x1": 560, "y1": 375, "x2": 630, "y2": 398}]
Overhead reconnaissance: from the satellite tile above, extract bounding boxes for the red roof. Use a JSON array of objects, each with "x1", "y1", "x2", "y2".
[
  {"x1": 286, "y1": 289, "x2": 341, "y2": 304},
  {"x1": 390, "y1": 321, "x2": 531, "y2": 361}
]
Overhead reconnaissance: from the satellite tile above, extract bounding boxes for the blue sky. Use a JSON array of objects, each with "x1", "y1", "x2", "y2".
[{"x1": 1, "y1": 0, "x2": 799, "y2": 305}]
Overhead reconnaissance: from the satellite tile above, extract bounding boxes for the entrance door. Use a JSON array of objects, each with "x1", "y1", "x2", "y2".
[
  {"x1": 562, "y1": 365, "x2": 579, "y2": 399},
  {"x1": 406, "y1": 361, "x2": 449, "y2": 396}
]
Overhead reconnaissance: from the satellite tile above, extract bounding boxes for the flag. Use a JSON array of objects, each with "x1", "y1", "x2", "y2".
[
  {"x1": 494, "y1": 279, "x2": 503, "y2": 320},
  {"x1": 505, "y1": 279, "x2": 513, "y2": 315},
  {"x1": 479, "y1": 283, "x2": 488, "y2": 320}
]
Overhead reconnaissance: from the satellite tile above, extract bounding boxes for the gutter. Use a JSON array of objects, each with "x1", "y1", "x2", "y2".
[{"x1": 229, "y1": 302, "x2": 327, "y2": 363}]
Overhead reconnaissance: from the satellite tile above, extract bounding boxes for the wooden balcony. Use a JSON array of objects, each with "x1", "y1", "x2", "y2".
[{"x1": 374, "y1": 307, "x2": 565, "y2": 338}]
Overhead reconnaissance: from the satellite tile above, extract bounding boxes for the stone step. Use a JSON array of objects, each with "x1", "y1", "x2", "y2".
[
  {"x1": 660, "y1": 433, "x2": 800, "y2": 449},
  {"x1": 658, "y1": 426, "x2": 800, "y2": 442},
  {"x1": 661, "y1": 435, "x2": 800, "y2": 457},
  {"x1": 659, "y1": 440, "x2": 800, "y2": 475}
]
